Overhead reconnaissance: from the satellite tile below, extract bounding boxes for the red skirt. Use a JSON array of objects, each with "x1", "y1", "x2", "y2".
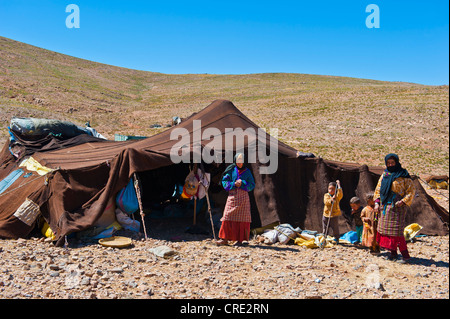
[
  {"x1": 376, "y1": 232, "x2": 407, "y2": 251},
  {"x1": 219, "y1": 220, "x2": 251, "y2": 242}
]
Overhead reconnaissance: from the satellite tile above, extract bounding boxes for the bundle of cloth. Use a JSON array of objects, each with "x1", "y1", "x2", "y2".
[{"x1": 258, "y1": 224, "x2": 302, "y2": 245}]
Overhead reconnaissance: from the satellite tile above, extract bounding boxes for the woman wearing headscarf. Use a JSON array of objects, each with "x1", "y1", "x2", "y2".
[
  {"x1": 216, "y1": 153, "x2": 255, "y2": 246},
  {"x1": 373, "y1": 153, "x2": 416, "y2": 263}
]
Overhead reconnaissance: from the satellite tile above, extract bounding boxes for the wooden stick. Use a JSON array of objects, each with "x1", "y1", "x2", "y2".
[
  {"x1": 203, "y1": 183, "x2": 216, "y2": 240},
  {"x1": 193, "y1": 197, "x2": 197, "y2": 225},
  {"x1": 133, "y1": 173, "x2": 148, "y2": 240},
  {"x1": 199, "y1": 162, "x2": 216, "y2": 240}
]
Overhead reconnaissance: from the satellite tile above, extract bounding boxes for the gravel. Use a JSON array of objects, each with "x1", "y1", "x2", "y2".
[{"x1": 0, "y1": 226, "x2": 448, "y2": 300}]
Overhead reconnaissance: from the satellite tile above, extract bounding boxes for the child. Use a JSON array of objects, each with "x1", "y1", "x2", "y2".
[
  {"x1": 323, "y1": 180, "x2": 343, "y2": 243},
  {"x1": 361, "y1": 192, "x2": 381, "y2": 255},
  {"x1": 350, "y1": 196, "x2": 363, "y2": 244}
]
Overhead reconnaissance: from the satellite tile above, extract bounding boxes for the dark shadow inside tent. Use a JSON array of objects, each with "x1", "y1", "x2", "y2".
[{"x1": 131, "y1": 162, "x2": 261, "y2": 241}]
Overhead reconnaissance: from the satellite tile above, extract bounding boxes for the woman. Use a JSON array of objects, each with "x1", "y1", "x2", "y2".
[
  {"x1": 373, "y1": 153, "x2": 415, "y2": 263},
  {"x1": 216, "y1": 153, "x2": 255, "y2": 246}
]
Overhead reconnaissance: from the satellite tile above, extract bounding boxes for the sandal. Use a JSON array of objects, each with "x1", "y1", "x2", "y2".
[{"x1": 216, "y1": 239, "x2": 228, "y2": 246}]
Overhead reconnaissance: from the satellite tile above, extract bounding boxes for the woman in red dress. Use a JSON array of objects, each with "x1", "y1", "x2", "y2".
[{"x1": 216, "y1": 153, "x2": 255, "y2": 246}]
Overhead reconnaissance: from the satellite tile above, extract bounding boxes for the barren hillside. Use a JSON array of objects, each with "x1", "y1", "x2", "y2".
[{"x1": 0, "y1": 36, "x2": 448, "y2": 177}]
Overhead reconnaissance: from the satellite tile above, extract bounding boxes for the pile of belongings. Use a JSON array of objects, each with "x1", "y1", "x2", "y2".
[
  {"x1": 10, "y1": 117, "x2": 106, "y2": 140},
  {"x1": 423, "y1": 174, "x2": 449, "y2": 190},
  {"x1": 42, "y1": 178, "x2": 141, "y2": 241},
  {"x1": 256, "y1": 224, "x2": 336, "y2": 248},
  {"x1": 337, "y1": 231, "x2": 360, "y2": 245},
  {"x1": 257, "y1": 224, "x2": 302, "y2": 245},
  {"x1": 294, "y1": 230, "x2": 336, "y2": 249}
]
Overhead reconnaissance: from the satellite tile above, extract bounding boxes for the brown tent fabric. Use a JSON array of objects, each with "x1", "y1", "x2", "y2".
[{"x1": 0, "y1": 100, "x2": 448, "y2": 245}]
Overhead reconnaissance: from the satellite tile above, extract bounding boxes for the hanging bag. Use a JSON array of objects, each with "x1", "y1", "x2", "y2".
[
  {"x1": 116, "y1": 179, "x2": 139, "y2": 214},
  {"x1": 184, "y1": 168, "x2": 199, "y2": 196}
]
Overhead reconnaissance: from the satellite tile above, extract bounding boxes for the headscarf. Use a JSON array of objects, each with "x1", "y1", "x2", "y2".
[
  {"x1": 221, "y1": 153, "x2": 245, "y2": 181},
  {"x1": 379, "y1": 153, "x2": 411, "y2": 204}
]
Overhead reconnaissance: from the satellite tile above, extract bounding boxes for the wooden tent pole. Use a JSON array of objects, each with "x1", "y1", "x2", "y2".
[
  {"x1": 133, "y1": 173, "x2": 148, "y2": 240},
  {"x1": 193, "y1": 197, "x2": 197, "y2": 225},
  {"x1": 200, "y1": 162, "x2": 216, "y2": 240},
  {"x1": 193, "y1": 164, "x2": 198, "y2": 226}
]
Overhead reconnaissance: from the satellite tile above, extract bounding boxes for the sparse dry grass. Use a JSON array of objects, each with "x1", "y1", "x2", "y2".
[{"x1": 0, "y1": 36, "x2": 448, "y2": 177}]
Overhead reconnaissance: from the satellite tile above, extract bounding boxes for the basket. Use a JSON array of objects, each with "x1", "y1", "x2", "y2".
[{"x1": 98, "y1": 236, "x2": 132, "y2": 248}]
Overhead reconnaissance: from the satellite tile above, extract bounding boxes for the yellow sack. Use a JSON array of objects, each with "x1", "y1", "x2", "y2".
[
  {"x1": 429, "y1": 180, "x2": 449, "y2": 190},
  {"x1": 19, "y1": 157, "x2": 53, "y2": 176},
  {"x1": 295, "y1": 237, "x2": 317, "y2": 248},
  {"x1": 404, "y1": 223, "x2": 423, "y2": 241},
  {"x1": 107, "y1": 221, "x2": 123, "y2": 231},
  {"x1": 41, "y1": 222, "x2": 56, "y2": 240},
  {"x1": 294, "y1": 235, "x2": 334, "y2": 249}
]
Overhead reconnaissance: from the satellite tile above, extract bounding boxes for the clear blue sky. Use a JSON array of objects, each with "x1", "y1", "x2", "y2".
[{"x1": 1, "y1": 0, "x2": 448, "y2": 85}]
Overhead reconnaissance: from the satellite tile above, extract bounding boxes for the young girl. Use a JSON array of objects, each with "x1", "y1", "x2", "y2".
[
  {"x1": 361, "y1": 192, "x2": 380, "y2": 255},
  {"x1": 216, "y1": 153, "x2": 255, "y2": 246}
]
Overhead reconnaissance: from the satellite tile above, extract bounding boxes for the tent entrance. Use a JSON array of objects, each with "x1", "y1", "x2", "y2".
[
  {"x1": 134, "y1": 163, "x2": 224, "y2": 240},
  {"x1": 132, "y1": 162, "x2": 261, "y2": 241}
]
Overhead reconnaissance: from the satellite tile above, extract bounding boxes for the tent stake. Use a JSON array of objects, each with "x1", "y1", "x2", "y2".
[{"x1": 133, "y1": 173, "x2": 148, "y2": 240}]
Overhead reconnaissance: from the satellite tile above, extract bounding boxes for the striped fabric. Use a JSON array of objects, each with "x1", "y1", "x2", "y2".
[
  {"x1": 377, "y1": 200, "x2": 408, "y2": 237},
  {"x1": 221, "y1": 188, "x2": 251, "y2": 223}
]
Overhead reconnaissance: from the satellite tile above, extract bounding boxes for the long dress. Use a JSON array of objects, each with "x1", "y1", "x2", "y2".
[
  {"x1": 361, "y1": 206, "x2": 380, "y2": 252},
  {"x1": 219, "y1": 166, "x2": 255, "y2": 242},
  {"x1": 373, "y1": 174, "x2": 415, "y2": 254}
]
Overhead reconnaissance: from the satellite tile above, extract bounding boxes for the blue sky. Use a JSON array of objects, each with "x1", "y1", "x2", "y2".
[{"x1": 0, "y1": 0, "x2": 448, "y2": 85}]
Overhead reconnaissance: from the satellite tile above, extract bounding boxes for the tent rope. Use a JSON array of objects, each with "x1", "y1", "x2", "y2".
[
  {"x1": 0, "y1": 174, "x2": 46, "y2": 198},
  {"x1": 416, "y1": 175, "x2": 449, "y2": 200}
]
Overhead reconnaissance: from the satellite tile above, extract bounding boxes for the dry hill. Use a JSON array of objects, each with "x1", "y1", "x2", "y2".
[{"x1": 0, "y1": 36, "x2": 448, "y2": 177}]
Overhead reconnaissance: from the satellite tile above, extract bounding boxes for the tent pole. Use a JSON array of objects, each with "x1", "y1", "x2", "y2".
[
  {"x1": 203, "y1": 183, "x2": 216, "y2": 240},
  {"x1": 193, "y1": 197, "x2": 197, "y2": 225},
  {"x1": 199, "y1": 162, "x2": 216, "y2": 240},
  {"x1": 133, "y1": 173, "x2": 148, "y2": 240}
]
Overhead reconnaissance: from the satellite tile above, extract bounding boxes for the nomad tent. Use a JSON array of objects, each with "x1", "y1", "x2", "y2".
[{"x1": 0, "y1": 100, "x2": 448, "y2": 246}]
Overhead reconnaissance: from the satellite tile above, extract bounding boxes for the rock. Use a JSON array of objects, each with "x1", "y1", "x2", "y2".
[
  {"x1": 49, "y1": 264, "x2": 60, "y2": 271},
  {"x1": 149, "y1": 245, "x2": 177, "y2": 258},
  {"x1": 110, "y1": 267, "x2": 123, "y2": 274}
]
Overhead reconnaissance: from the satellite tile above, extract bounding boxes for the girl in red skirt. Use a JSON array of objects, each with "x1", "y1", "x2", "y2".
[{"x1": 216, "y1": 153, "x2": 255, "y2": 246}]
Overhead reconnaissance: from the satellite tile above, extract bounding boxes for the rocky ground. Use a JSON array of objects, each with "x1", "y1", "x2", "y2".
[{"x1": 0, "y1": 216, "x2": 448, "y2": 301}]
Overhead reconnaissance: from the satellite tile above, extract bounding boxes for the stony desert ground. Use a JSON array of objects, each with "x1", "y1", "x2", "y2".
[{"x1": 0, "y1": 216, "x2": 448, "y2": 301}]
